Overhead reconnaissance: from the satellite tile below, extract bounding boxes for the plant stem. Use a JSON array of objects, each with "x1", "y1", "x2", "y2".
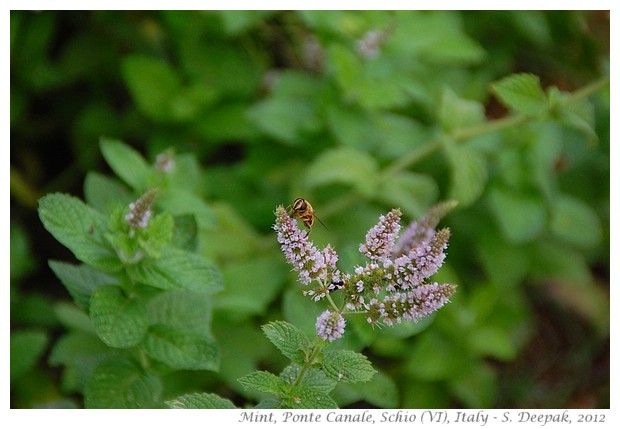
[
  {"x1": 293, "y1": 343, "x2": 323, "y2": 387},
  {"x1": 320, "y1": 75, "x2": 608, "y2": 219}
]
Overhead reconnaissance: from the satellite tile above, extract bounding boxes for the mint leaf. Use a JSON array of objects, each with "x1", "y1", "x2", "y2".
[
  {"x1": 126, "y1": 247, "x2": 223, "y2": 292},
  {"x1": 172, "y1": 214, "x2": 198, "y2": 251},
  {"x1": 49, "y1": 261, "x2": 117, "y2": 311},
  {"x1": 321, "y1": 350, "x2": 376, "y2": 384},
  {"x1": 157, "y1": 189, "x2": 216, "y2": 229},
  {"x1": 139, "y1": 211, "x2": 174, "y2": 258},
  {"x1": 89, "y1": 285, "x2": 148, "y2": 348},
  {"x1": 144, "y1": 324, "x2": 219, "y2": 370},
  {"x1": 121, "y1": 55, "x2": 181, "y2": 122},
  {"x1": 99, "y1": 137, "x2": 150, "y2": 191},
  {"x1": 286, "y1": 385, "x2": 338, "y2": 409},
  {"x1": 488, "y1": 185, "x2": 546, "y2": 243},
  {"x1": 165, "y1": 392, "x2": 237, "y2": 409},
  {"x1": 374, "y1": 172, "x2": 438, "y2": 218},
  {"x1": 445, "y1": 141, "x2": 488, "y2": 206},
  {"x1": 551, "y1": 194, "x2": 602, "y2": 248},
  {"x1": 548, "y1": 87, "x2": 598, "y2": 145},
  {"x1": 305, "y1": 147, "x2": 378, "y2": 196},
  {"x1": 84, "y1": 357, "x2": 162, "y2": 408},
  {"x1": 48, "y1": 331, "x2": 120, "y2": 392},
  {"x1": 10, "y1": 330, "x2": 49, "y2": 381},
  {"x1": 439, "y1": 87, "x2": 485, "y2": 132},
  {"x1": 148, "y1": 289, "x2": 213, "y2": 334},
  {"x1": 83, "y1": 171, "x2": 132, "y2": 215},
  {"x1": 238, "y1": 371, "x2": 287, "y2": 395},
  {"x1": 490, "y1": 73, "x2": 548, "y2": 117},
  {"x1": 38, "y1": 193, "x2": 121, "y2": 272},
  {"x1": 262, "y1": 321, "x2": 311, "y2": 365}
]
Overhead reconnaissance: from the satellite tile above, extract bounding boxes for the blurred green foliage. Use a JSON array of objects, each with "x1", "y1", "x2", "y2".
[{"x1": 10, "y1": 10, "x2": 609, "y2": 408}]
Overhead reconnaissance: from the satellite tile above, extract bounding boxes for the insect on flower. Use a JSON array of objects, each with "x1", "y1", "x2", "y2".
[{"x1": 289, "y1": 198, "x2": 327, "y2": 232}]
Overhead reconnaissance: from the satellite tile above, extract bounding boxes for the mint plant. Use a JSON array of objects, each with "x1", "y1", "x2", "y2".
[
  {"x1": 221, "y1": 202, "x2": 457, "y2": 408},
  {"x1": 38, "y1": 139, "x2": 223, "y2": 408}
]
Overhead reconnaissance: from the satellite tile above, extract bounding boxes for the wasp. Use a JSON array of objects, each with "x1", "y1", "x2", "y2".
[{"x1": 289, "y1": 197, "x2": 328, "y2": 232}]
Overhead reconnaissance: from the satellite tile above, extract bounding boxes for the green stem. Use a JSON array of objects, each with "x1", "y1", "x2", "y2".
[
  {"x1": 559, "y1": 75, "x2": 609, "y2": 105},
  {"x1": 325, "y1": 291, "x2": 340, "y2": 312},
  {"x1": 293, "y1": 343, "x2": 323, "y2": 387},
  {"x1": 320, "y1": 75, "x2": 608, "y2": 219}
]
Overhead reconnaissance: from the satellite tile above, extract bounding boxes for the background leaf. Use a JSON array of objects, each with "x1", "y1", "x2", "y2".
[
  {"x1": 490, "y1": 73, "x2": 548, "y2": 116},
  {"x1": 99, "y1": 137, "x2": 150, "y2": 191}
]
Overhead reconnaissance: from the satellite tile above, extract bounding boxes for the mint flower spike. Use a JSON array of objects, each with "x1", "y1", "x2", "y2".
[
  {"x1": 393, "y1": 200, "x2": 457, "y2": 257},
  {"x1": 393, "y1": 227, "x2": 451, "y2": 290},
  {"x1": 125, "y1": 189, "x2": 159, "y2": 229},
  {"x1": 359, "y1": 208, "x2": 401, "y2": 265},
  {"x1": 366, "y1": 282, "x2": 456, "y2": 326},
  {"x1": 273, "y1": 205, "x2": 337, "y2": 286}
]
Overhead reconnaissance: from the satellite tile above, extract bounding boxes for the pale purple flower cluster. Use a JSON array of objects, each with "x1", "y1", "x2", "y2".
[
  {"x1": 125, "y1": 189, "x2": 158, "y2": 229},
  {"x1": 355, "y1": 29, "x2": 389, "y2": 59},
  {"x1": 155, "y1": 151, "x2": 175, "y2": 173},
  {"x1": 274, "y1": 202, "x2": 457, "y2": 341},
  {"x1": 359, "y1": 209, "x2": 401, "y2": 265},
  {"x1": 273, "y1": 206, "x2": 340, "y2": 286},
  {"x1": 316, "y1": 310, "x2": 346, "y2": 342},
  {"x1": 365, "y1": 282, "x2": 456, "y2": 326}
]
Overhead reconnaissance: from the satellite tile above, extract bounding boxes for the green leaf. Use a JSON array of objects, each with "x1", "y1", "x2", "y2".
[
  {"x1": 490, "y1": 73, "x2": 548, "y2": 117},
  {"x1": 121, "y1": 55, "x2": 181, "y2": 122},
  {"x1": 405, "y1": 332, "x2": 463, "y2": 381},
  {"x1": 10, "y1": 330, "x2": 49, "y2": 382},
  {"x1": 54, "y1": 302, "x2": 94, "y2": 332},
  {"x1": 247, "y1": 98, "x2": 318, "y2": 144},
  {"x1": 374, "y1": 172, "x2": 438, "y2": 218},
  {"x1": 449, "y1": 360, "x2": 497, "y2": 408},
  {"x1": 305, "y1": 147, "x2": 378, "y2": 195},
  {"x1": 551, "y1": 195, "x2": 602, "y2": 248},
  {"x1": 99, "y1": 138, "x2": 150, "y2": 191},
  {"x1": 89, "y1": 285, "x2": 148, "y2": 348},
  {"x1": 157, "y1": 189, "x2": 216, "y2": 229},
  {"x1": 171, "y1": 214, "x2": 198, "y2": 251},
  {"x1": 357, "y1": 371, "x2": 399, "y2": 408},
  {"x1": 38, "y1": 193, "x2": 121, "y2": 272},
  {"x1": 165, "y1": 392, "x2": 237, "y2": 409},
  {"x1": 215, "y1": 256, "x2": 286, "y2": 319},
  {"x1": 84, "y1": 357, "x2": 162, "y2": 408},
  {"x1": 548, "y1": 87, "x2": 597, "y2": 145},
  {"x1": 83, "y1": 172, "x2": 132, "y2": 215},
  {"x1": 238, "y1": 370, "x2": 287, "y2": 395},
  {"x1": 48, "y1": 331, "x2": 120, "y2": 393},
  {"x1": 439, "y1": 87, "x2": 485, "y2": 132},
  {"x1": 144, "y1": 324, "x2": 219, "y2": 371},
  {"x1": 262, "y1": 321, "x2": 312, "y2": 365},
  {"x1": 467, "y1": 326, "x2": 517, "y2": 361},
  {"x1": 321, "y1": 350, "x2": 376, "y2": 384},
  {"x1": 139, "y1": 211, "x2": 174, "y2": 258},
  {"x1": 48, "y1": 261, "x2": 117, "y2": 311},
  {"x1": 126, "y1": 247, "x2": 223, "y2": 293},
  {"x1": 487, "y1": 185, "x2": 546, "y2": 243},
  {"x1": 445, "y1": 141, "x2": 488, "y2": 206},
  {"x1": 148, "y1": 289, "x2": 213, "y2": 334},
  {"x1": 286, "y1": 385, "x2": 339, "y2": 409}
]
